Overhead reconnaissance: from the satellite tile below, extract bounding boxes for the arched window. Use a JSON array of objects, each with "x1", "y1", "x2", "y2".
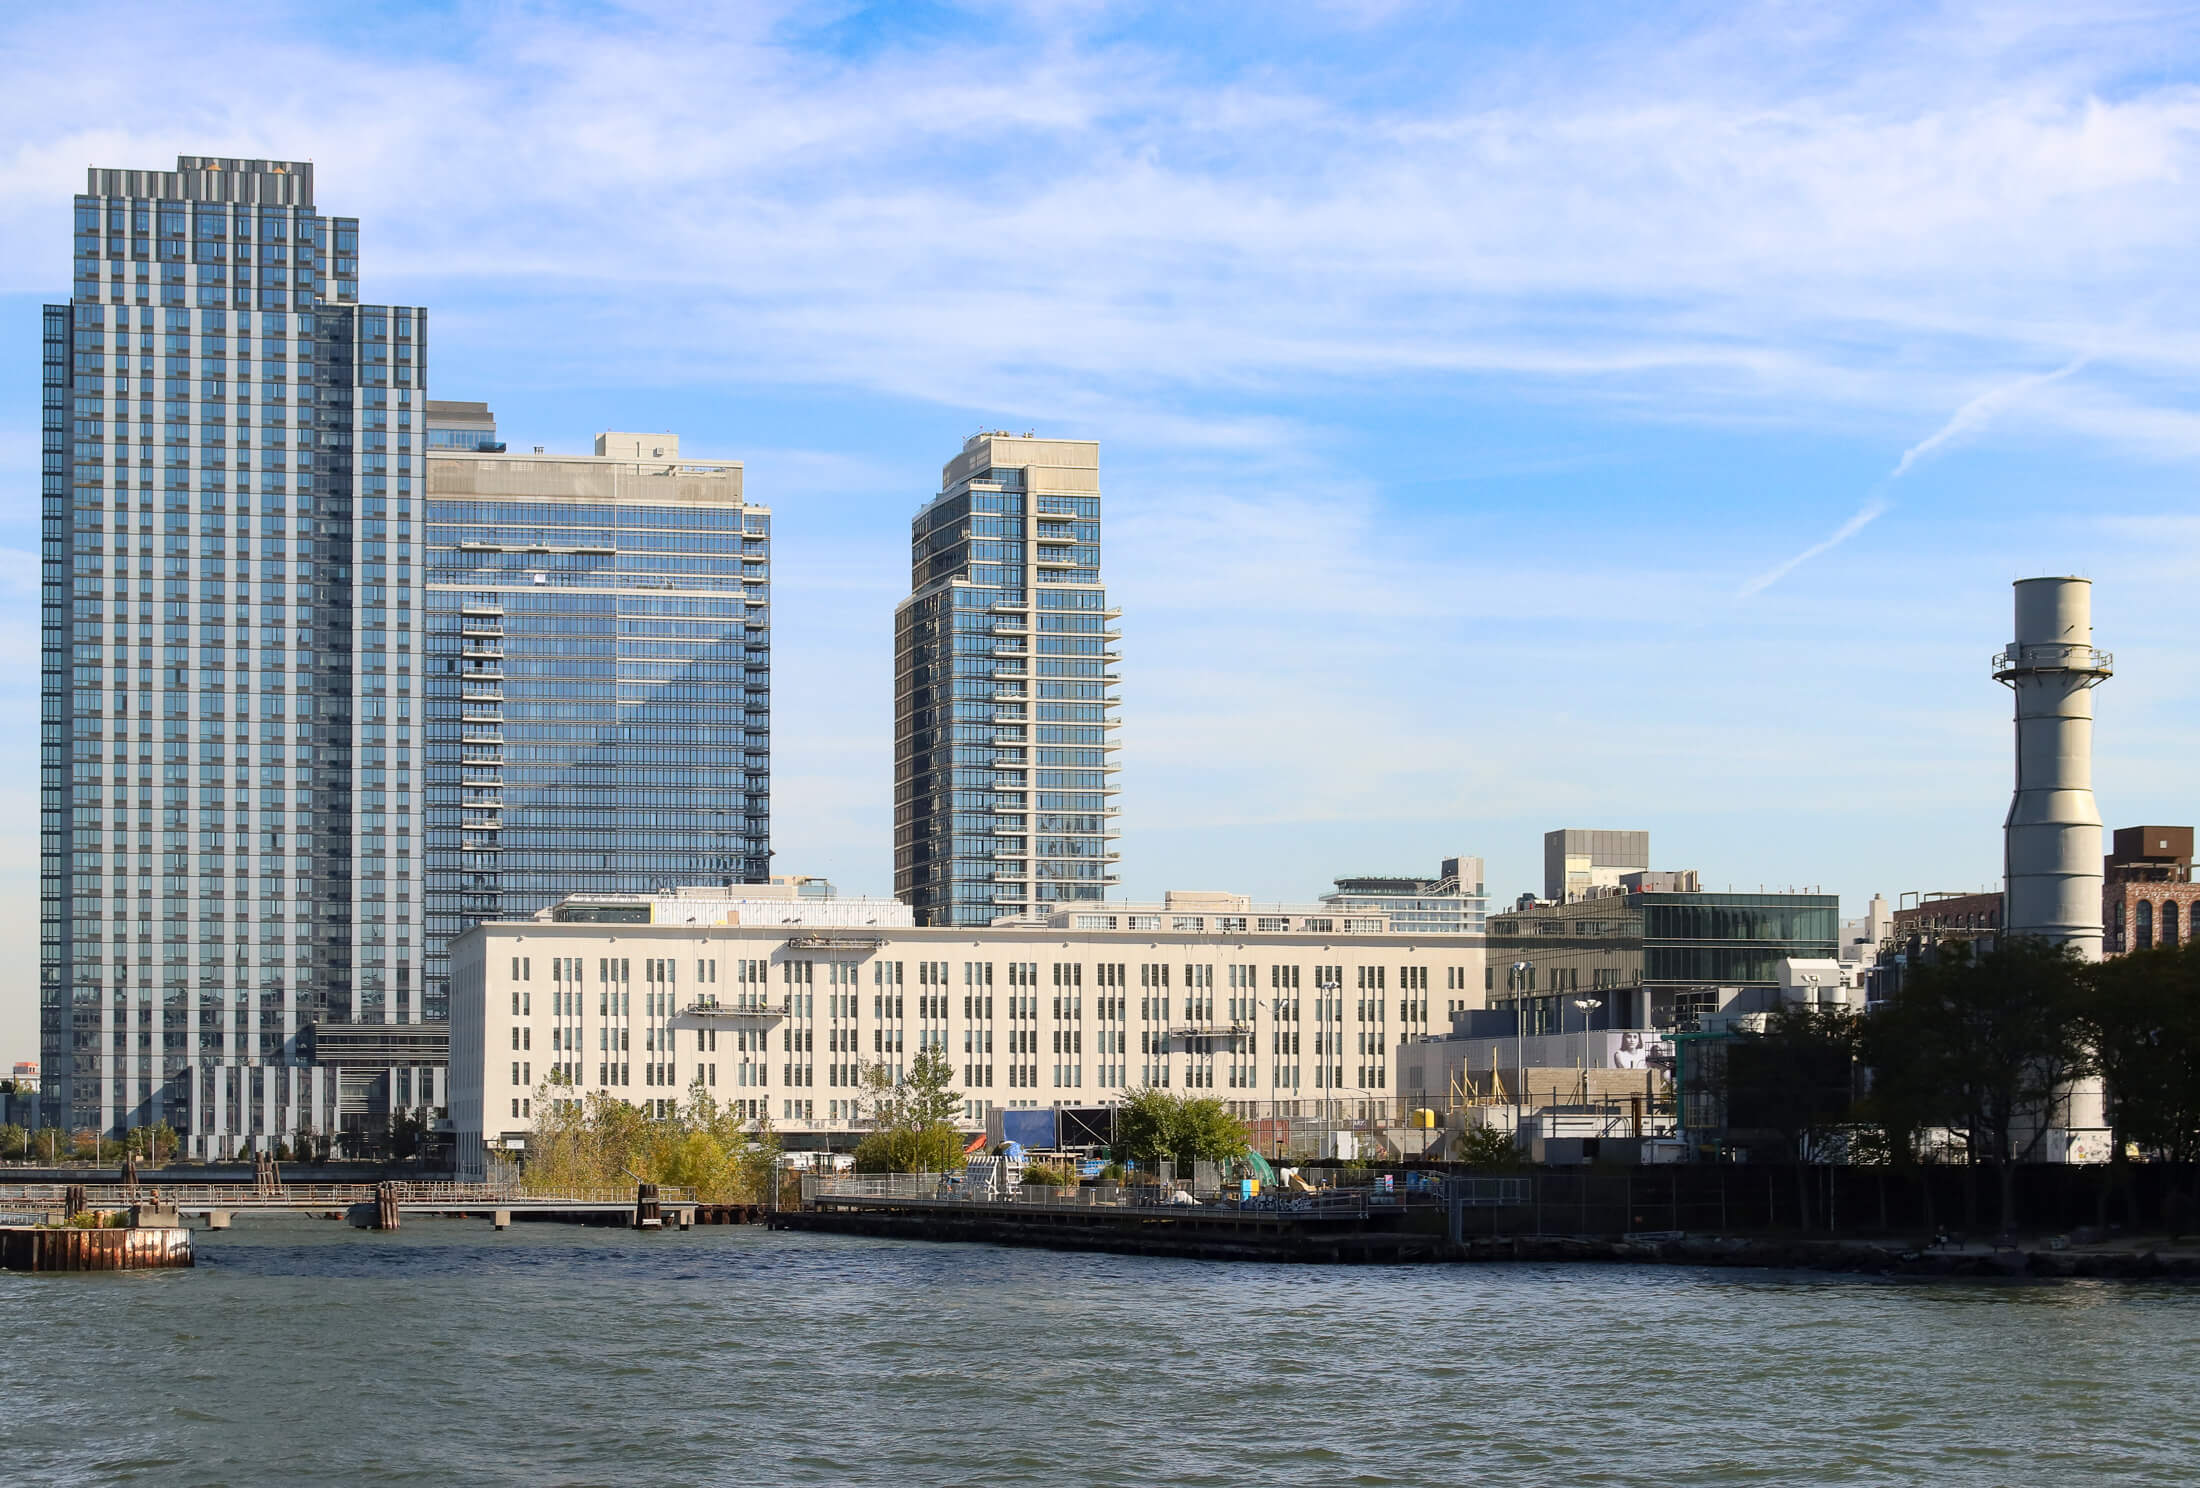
[
  {"x1": 2166, "y1": 901, "x2": 2183, "y2": 948},
  {"x1": 2136, "y1": 899, "x2": 2154, "y2": 951}
]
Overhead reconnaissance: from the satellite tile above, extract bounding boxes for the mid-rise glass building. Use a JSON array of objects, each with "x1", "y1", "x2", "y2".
[
  {"x1": 422, "y1": 424, "x2": 771, "y2": 1019},
  {"x1": 41, "y1": 157, "x2": 427, "y2": 1153},
  {"x1": 894, "y1": 433, "x2": 1118, "y2": 926},
  {"x1": 1486, "y1": 889, "x2": 1840, "y2": 1033}
]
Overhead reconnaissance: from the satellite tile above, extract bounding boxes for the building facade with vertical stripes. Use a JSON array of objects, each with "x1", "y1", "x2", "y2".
[
  {"x1": 450, "y1": 889, "x2": 1478, "y2": 1175},
  {"x1": 41, "y1": 157, "x2": 431, "y2": 1155}
]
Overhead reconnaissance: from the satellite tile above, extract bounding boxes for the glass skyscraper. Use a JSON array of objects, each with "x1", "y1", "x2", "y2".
[
  {"x1": 41, "y1": 157, "x2": 426, "y2": 1153},
  {"x1": 894, "y1": 433, "x2": 1118, "y2": 926},
  {"x1": 422, "y1": 424, "x2": 771, "y2": 1017}
]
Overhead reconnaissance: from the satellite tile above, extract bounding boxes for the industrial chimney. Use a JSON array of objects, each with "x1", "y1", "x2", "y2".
[{"x1": 1995, "y1": 577, "x2": 2112, "y2": 960}]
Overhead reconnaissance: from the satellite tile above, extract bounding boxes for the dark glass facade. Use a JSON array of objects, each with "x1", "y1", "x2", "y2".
[
  {"x1": 422, "y1": 444, "x2": 770, "y2": 1018},
  {"x1": 1488, "y1": 892, "x2": 1839, "y2": 1033},
  {"x1": 895, "y1": 435, "x2": 1118, "y2": 927}
]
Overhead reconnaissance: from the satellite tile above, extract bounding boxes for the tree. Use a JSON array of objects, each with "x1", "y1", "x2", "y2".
[
  {"x1": 1721, "y1": 1004, "x2": 1862, "y2": 1228},
  {"x1": 1450, "y1": 1123, "x2": 1520, "y2": 1168},
  {"x1": 2086, "y1": 943, "x2": 2200, "y2": 1162},
  {"x1": 1864, "y1": 937, "x2": 2091, "y2": 1233},
  {"x1": 848, "y1": 1052, "x2": 967, "y2": 1174},
  {"x1": 2084, "y1": 943, "x2": 2200, "y2": 1234},
  {"x1": 902, "y1": 1047, "x2": 963, "y2": 1129},
  {"x1": 386, "y1": 1108, "x2": 429, "y2": 1161},
  {"x1": 124, "y1": 1122, "x2": 180, "y2": 1165},
  {"x1": 1114, "y1": 1088, "x2": 1251, "y2": 1172},
  {"x1": 0, "y1": 1123, "x2": 25, "y2": 1161}
]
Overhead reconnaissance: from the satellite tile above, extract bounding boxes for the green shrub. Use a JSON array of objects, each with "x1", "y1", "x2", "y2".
[{"x1": 1452, "y1": 1125, "x2": 1521, "y2": 1168}]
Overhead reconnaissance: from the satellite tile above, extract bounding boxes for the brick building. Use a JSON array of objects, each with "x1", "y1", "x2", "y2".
[{"x1": 2104, "y1": 826, "x2": 2200, "y2": 956}]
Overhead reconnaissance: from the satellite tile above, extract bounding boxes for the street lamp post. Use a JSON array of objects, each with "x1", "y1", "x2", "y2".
[
  {"x1": 1509, "y1": 961, "x2": 1532, "y2": 1133},
  {"x1": 1571, "y1": 996, "x2": 1604, "y2": 1084},
  {"x1": 1317, "y1": 977, "x2": 1341, "y2": 1116}
]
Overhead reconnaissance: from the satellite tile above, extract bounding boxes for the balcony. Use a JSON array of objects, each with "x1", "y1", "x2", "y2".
[{"x1": 684, "y1": 996, "x2": 789, "y2": 1020}]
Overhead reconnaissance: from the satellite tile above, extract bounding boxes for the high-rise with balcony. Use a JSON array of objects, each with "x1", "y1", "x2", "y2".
[
  {"x1": 41, "y1": 157, "x2": 427, "y2": 1154},
  {"x1": 423, "y1": 417, "x2": 771, "y2": 1020},
  {"x1": 894, "y1": 433, "x2": 1118, "y2": 926}
]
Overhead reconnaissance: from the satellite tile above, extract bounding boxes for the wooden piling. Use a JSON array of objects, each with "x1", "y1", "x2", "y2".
[
  {"x1": 374, "y1": 1182, "x2": 401, "y2": 1231},
  {"x1": 634, "y1": 1182, "x2": 662, "y2": 1230}
]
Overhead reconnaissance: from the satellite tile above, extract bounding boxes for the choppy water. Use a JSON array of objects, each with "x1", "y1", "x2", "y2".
[{"x1": 8, "y1": 1218, "x2": 2198, "y2": 1486}]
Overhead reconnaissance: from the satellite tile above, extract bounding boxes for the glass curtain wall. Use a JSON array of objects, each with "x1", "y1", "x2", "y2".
[
  {"x1": 41, "y1": 158, "x2": 423, "y2": 1151},
  {"x1": 423, "y1": 472, "x2": 769, "y2": 1019}
]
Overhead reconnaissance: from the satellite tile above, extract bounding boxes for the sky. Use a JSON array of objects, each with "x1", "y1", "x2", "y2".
[{"x1": 2, "y1": 0, "x2": 2197, "y2": 1059}]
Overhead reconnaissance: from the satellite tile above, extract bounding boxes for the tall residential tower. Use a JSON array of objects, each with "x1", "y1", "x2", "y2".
[
  {"x1": 894, "y1": 433, "x2": 1118, "y2": 926},
  {"x1": 423, "y1": 416, "x2": 772, "y2": 1017},
  {"x1": 42, "y1": 158, "x2": 426, "y2": 1153}
]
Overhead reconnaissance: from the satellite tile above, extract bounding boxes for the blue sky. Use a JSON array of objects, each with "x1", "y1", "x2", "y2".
[{"x1": 3, "y1": 0, "x2": 2198, "y2": 1055}]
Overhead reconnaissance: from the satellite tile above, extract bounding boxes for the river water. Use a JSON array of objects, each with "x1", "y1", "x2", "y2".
[{"x1": 9, "y1": 1219, "x2": 2196, "y2": 1486}]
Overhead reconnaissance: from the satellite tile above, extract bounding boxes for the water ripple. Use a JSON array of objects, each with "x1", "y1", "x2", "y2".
[{"x1": 7, "y1": 1219, "x2": 2198, "y2": 1486}]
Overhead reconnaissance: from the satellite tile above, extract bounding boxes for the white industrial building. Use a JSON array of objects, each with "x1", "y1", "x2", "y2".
[{"x1": 449, "y1": 888, "x2": 1488, "y2": 1178}]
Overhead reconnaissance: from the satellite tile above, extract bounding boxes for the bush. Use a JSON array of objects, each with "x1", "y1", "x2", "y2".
[
  {"x1": 1453, "y1": 1125, "x2": 1520, "y2": 1168},
  {"x1": 1021, "y1": 1161, "x2": 1074, "y2": 1187},
  {"x1": 523, "y1": 1085, "x2": 782, "y2": 1202},
  {"x1": 852, "y1": 1121, "x2": 968, "y2": 1175}
]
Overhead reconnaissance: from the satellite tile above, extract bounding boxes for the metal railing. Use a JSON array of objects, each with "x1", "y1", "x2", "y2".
[
  {"x1": 803, "y1": 1171, "x2": 1485, "y2": 1219},
  {"x1": 0, "y1": 1180, "x2": 692, "y2": 1208}
]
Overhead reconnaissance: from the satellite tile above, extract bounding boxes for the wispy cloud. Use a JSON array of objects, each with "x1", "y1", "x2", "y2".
[
  {"x1": 4, "y1": 4, "x2": 2200, "y2": 447},
  {"x1": 1, "y1": 0, "x2": 2198, "y2": 961},
  {"x1": 1889, "y1": 355, "x2": 2093, "y2": 479},
  {"x1": 1739, "y1": 353, "x2": 2096, "y2": 596}
]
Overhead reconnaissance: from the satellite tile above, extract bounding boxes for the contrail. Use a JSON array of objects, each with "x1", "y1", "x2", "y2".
[
  {"x1": 1738, "y1": 355, "x2": 2091, "y2": 598},
  {"x1": 1737, "y1": 495, "x2": 1890, "y2": 598},
  {"x1": 1889, "y1": 355, "x2": 2091, "y2": 480}
]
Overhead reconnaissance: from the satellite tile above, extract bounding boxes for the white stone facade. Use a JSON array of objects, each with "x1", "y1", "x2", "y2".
[{"x1": 450, "y1": 913, "x2": 1488, "y2": 1177}]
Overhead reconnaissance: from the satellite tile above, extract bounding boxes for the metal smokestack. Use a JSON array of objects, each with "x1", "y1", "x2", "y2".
[{"x1": 1995, "y1": 577, "x2": 2112, "y2": 960}]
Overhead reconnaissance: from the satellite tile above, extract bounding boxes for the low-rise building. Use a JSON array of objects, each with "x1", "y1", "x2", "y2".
[
  {"x1": 449, "y1": 887, "x2": 1488, "y2": 1178},
  {"x1": 1318, "y1": 858, "x2": 1490, "y2": 936},
  {"x1": 1891, "y1": 890, "x2": 2003, "y2": 952},
  {"x1": 2104, "y1": 826, "x2": 2199, "y2": 956},
  {"x1": 1483, "y1": 880, "x2": 1840, "y2": 1034},
  {"x1": 1545, "y1": 829, "x2": 1651, "y2": 902}
]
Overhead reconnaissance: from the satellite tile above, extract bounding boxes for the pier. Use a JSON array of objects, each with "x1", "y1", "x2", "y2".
[
  {"x1": 0, "y1": 1182, "x2": 763, "y2": 1232},
  {"x1": 774, "y1": 1174, "x2": 1521, "y2": 1261}
]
